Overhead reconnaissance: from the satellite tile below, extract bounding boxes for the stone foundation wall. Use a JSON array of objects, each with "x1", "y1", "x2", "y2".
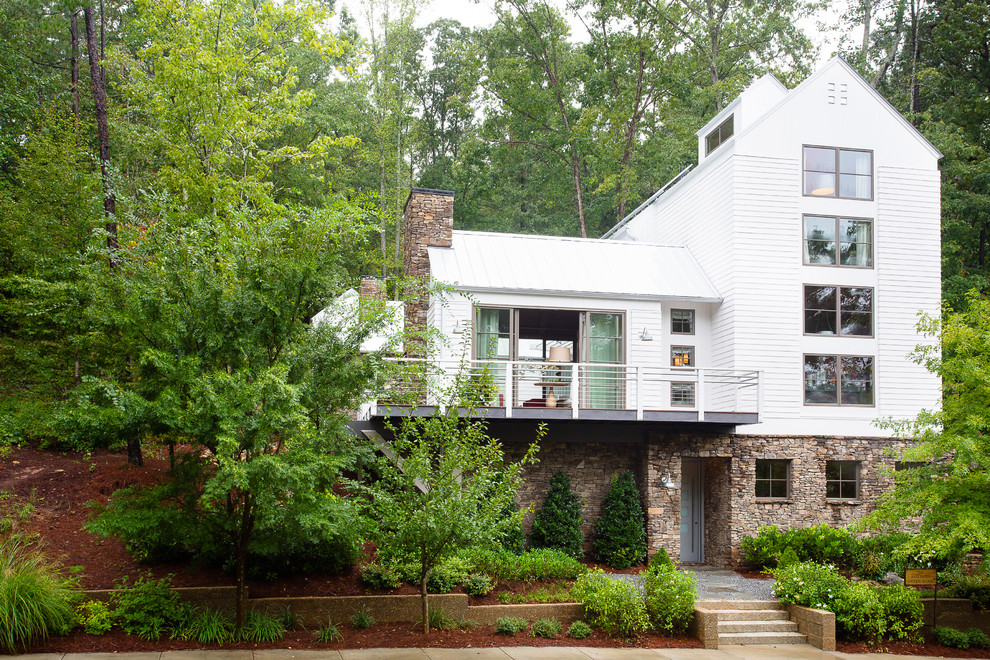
[{"x1": 504, "y1": 440, "x2": 645, "y2": 550}]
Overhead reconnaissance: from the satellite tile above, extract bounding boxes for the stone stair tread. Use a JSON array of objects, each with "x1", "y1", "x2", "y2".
[
  {"x1": 718, "y1": 632, "x2": 807, "y2": 645},
  {"x1": 696, "y1": 600, "x2": 783, "y2": 610},
  {"x1": 708, "y1": 609, "x2": 790, "y2": 621},
  {"x1": 718, "y1": 621, "x2": 799, "y2": 633}
]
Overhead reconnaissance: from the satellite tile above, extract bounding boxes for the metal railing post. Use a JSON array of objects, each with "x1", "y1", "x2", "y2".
[
  {"x1": 505, "y1": 361, "x2": 514, "y2": 418},
  {"x1": 635, "y1": 366, "x2": 644, "y2": 421},
  {"x1": 697, "y1": 368, "x2": 706, "y2": 422},
  {"x1": 757, "y1": 370, "x2": 764, "y2": 422},
  {"x1": 572, "y1": 365, "x2": 579, "y2": 419}
]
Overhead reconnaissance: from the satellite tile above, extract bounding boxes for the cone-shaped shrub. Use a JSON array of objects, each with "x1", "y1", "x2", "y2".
[
  {"x1": 529, "y1": 470, "x2": 584, "y2": 558},
  {"x1": 592, "y1": 470, "x2": 646, "y2": 569}
]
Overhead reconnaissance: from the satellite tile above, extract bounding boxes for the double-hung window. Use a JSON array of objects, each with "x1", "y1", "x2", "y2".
[
  {"x1": 804, "y1": 355, "x2": 874, "y2": 406},
  {"x1": 804, "y1": 285, "x2": 873, "y2": 336},
  {"x1": 803, "y1": 215, "x2": 873, "y2": 267},
  {"x1": 804, "y1": 146, "x2": 873, "y2": 199}
]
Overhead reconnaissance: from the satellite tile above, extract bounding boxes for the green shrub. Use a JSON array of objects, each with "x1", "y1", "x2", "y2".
[
  {"x1": 75, "y1": 600, "x2": 112, "y2": 635},
  {"x1": 642, "y1": 567, "x2": 696, "y2": 633},
  {"x1": 567, "y1": 620, "x2": 593, "y2": 639},
  {"x1": 499, "y1": 498, "x2": 526, "y2": 554},
  {"x1": 279, "y1": 605, "x2": 301, "y2": 630},
  {"x1": 946, "y1": 574, "x2": 990, "y2": 609},
  {"x1": 240, "y1": 610, "x2": 286, "y2": 642},
  {"x1": 857, "y1": 532, "x2": 911, "y2": 579},
  {"x1": 833, "y1": 581, "x2": 886, "y2": 643},
  {"x1": 427, "y1": 568, "x2": 456, "y2": 594},
  {"x1": 0, "y1": 537, "x2": 77, "y2": 653},
  {"x1": 528, "y1": 470, "x2": 584, "y2": 558},
  {"x1": 771, "y1": 561, "x2": 845, "y2": 610},
  {"x1": 646, "y1": 547, "x2": 675, "y2": 575},
  {"x1": 741, "y1": 525, "x2": 783, "y2": 569},
  {"x1": 966, "y1": 628, "x2": 990, "y2": 649},
  {"x1": 112, "y1": 573, "x2": 191, "y2": 640},
  {"x1": 777, "y1": 547, "x2": 800, "y2": 568},
  {"x1": 360, "y1": 563, "x2": 402, "y2": 590},
  {"x1": 426, "y1": 606, "x2": 457, "y2": 631},
  {"x1": 463, "y1": 574, "x2": 493, "y2": 597},
  {"x1": 787, "y1": 524, "x2": 859, "y2": 569},
  {"x1": 875, "y1": 585, "x2": 923, "y2": 641},
  {"x1": 184, "y1": 608, "x2": 233, "y2": 644},
  {"x1": 934, "y1": 625, "x2": 971, "y2": 649},
  {"x1": 313, "y1": 619, "x2": 343, "y2": 643},
  {"x1": 531, "y1": 617, "x2": 562, "y2": 638},
  {"x1": 351, "y1": 606, "x2": 375, "y2": 629},
  {"x1": 495, "y1": 616, "x2": 529, "y2": 636},
  {"x1": 572, "y1": 568, "x2": 648, "y2": 637},
  {"x1": 459, "y1": 547, "x2": 585, "y2": 582},
  {"x1": 591, "y1": 471, "x2": 646, "y2": 569}
]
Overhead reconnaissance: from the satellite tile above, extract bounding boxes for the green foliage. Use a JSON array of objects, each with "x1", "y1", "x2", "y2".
[
  {"x1": 459, "y1": 547, "x2": 586, "y2": 582},
  {"x1": 857, "y1": 532, "x2": 912, "y2": 579},
  {"x1": 946, "y1": 574, "x2": 990, "y2": 609},
  {"x1": 741, "y1": 525, "x2": 783, "y2": 569},
  {"x1": 967, "y1": 628, "x2": 990, "y2": 649},
  {"x1": 313, "y1": 619, "x2": 343, "y2": 643},
  {"x1": 361, "y1": 563, "x2": 403, "y2": 590},
  {"x1": 863, "y1": 296, "x2": 990, "y2": 557},
  {"x1": 351, "y1": 606, "x2": 375, "y2": 629},
  {"x1": 184, "y1": 608, "x2": 234, "y2": 644},
  {"x1": 364, "y1": 406, "x2": 539, "y2": 632},
  {"x1": 497, "y1": 583, "x2": 572, "y2": 604},
  {"x1": 874, "y1": 585, "x2": 924, "y2": 642},
  {"x1": 933, "y1": 625, "x2": 972, "y2": 649},
  {"x1": 778, "y1": 547, "x2": 800, "y2": 568},
  {"x1": 567, "y1": 620, "x2": 593, "y2": 639},
  {"x1": 771, "y1": 562, "x2": 845, "y2": 610},
  {"x1": 742, "y1": 524, "x2": 859, "y2": 570},
  {"x1": 646, "y1": 547, "x2": 675, "y2": 575},
  {"x1": 426, "y1": 566, "x2": 457, "y2": 594},
  {"x1": 240, "y1": 610, "x2": 286, "y2": 642},
  {"x1": 642, "y1": 567, "x2": 697, "y2": 634},
  {"x1": 531, "y1": 617, "x2": 562, "y2": 638},
  {"x1": 75, "y1": 600, "x2": 112, "y2": 636},
  {"x1": 529, "y1": 470, "x2": 584, "y2": 559},
  {"x1": 572, "y1": 568, "x2": 649, "y2": 637},
  {"x1": 462, "y1": 574, "x2": 493, "y2": 597},
  {"x1": 494, "y1": 616, "x2": 529, "y2": 636},
  {"x1": 279, "y1": 606, "x2": 301, "y2": 631},
  {"x1": 592, "y1": 470, "x2": 647, "y2": 569},
  {"x1": 112, "y1": 574, "x2": 192, "y2": 640},
  {"x1": 832, "y1": 581, "x2": 886, "y2": 643},
  {"x1": 426, "y1": 606, "x2": 457, "y2": 631},
  {"x1": 0, "y1": 536, "x2": 77, "y2": 653}
]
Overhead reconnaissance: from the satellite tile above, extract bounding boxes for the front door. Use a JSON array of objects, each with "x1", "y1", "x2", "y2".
[{"x1": 679, "y1": 459, "x2": 704, "y2": 562}]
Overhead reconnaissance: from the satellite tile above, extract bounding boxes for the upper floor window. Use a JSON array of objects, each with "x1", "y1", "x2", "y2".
[
  {"x1": 705, "y1": 116, "x2": 734, "y2": 155},
  {"x1": 804, "y1": 285, "x2": 873, "y2": 336},
  {"x1": 671, "y1": 309, "x2": 695, "y2": 335},
  {"x1": 803, "y1": 146, "x2": 873, "y2": 199},
  {"x1": 671, "y1": 346, "x2": 694, "y2": 367},
  {"x1": 804, "y1": 354, "x2": 874, "y2": 406},
  {"x1": 803, "y1": 215, "x2": 873, "y2": 267}
]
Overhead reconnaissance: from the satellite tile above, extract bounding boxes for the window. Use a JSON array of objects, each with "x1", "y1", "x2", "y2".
[
  {"x1": 756, "y1": 460, "x2": 790, "y2": 499},
  {"x1": 671, "y1": 383, "x2": 695, "y2": 407},
  {"x1": 804, "y1": 355, "x2": 874, "y2": 406},
  {"x1": 803, "y1": 146, "x2": 873, "y2": 199},
  {"x1": 804, "y1": 285, "x2": 873, "y2": 336},
  {"x1": 671, "y1": 346, "x2": 694, "y2": 367},
  {"x1": 475, "y1": 308, "x2": 511, "y2": 359},
  {"x1": 671, "y1": 309, "x2": 695, "y2": 334},
  {"x1": 705, "y1": 116, "x2": 734, "y2": 155},
  {"x1": 826, "y1": 461, "x2": 859, "y2": 499},
  {"x1": 803, "y1": 215, "x2": 873, "y2": 267}
]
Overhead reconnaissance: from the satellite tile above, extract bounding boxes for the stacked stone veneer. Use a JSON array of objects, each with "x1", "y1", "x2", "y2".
[
  {"x1": 402, "y1": 188, "x2": 453, "y2": 356},
  {"x1": 503, "y1": 432, "x2": 910, "y2": 566}
]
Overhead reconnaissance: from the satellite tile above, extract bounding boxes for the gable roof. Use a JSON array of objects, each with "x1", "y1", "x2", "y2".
[{"x1": 428, "y1": 231, "x2": 721, "y2": 302}]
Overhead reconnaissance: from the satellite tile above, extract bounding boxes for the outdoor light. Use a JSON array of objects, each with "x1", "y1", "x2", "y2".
[
  {"x1": 452, "y1": 318, "x2": 464, "y2": 334},
  {"x1": 660, "y1": 472, "x2": 678, "y2": 489},
  {"x1": 640, "y1": 327, "x2": 653, "y2": 341}
]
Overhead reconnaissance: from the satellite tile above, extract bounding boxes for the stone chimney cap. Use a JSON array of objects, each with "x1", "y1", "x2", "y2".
[{"x1": 404, "y1": 188, "x2": 455, "y2": 212}]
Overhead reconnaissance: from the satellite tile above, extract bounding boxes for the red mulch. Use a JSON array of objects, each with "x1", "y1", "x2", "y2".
[
  {"x1": 838, "y1": 633, "x2": 990, "y2": 658},
  {"x1": 2, "y1": 446, "x2": 988, "y2": 656}
]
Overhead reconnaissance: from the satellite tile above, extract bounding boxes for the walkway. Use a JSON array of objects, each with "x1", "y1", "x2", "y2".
[
  {"x1": 18, "y1": 647, "x2": 971, "y2": 660},
  {"x1": 691, "y1": 567, "x2": 775, "y2": 601}
]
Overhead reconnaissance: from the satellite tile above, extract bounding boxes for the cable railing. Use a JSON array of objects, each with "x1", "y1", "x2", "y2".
[{"x1": 373, "y1": 359, "x2": 762, "y2": 422}]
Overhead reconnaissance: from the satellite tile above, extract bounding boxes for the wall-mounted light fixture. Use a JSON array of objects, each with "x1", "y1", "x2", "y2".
[
  {"x1": 452, "y1": 319, "x2": 464, "y2": 334},
  {"x1": 660, "y1": 472, "x2": 678, "y2": 489},
  {"x1": 640, "y1": 327, "x2": 653, "y2": 341}
]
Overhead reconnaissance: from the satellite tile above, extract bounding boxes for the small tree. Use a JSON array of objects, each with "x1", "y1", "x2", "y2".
[
  {"x1": 529, "y1": 470, "x2": 584, "y2": 558},
  {"x1": 592, "y1": 470, "x2": 647, "y2": 569},
  {"x1": 366, "y1": 409, "x2": 540, "y2": 633}
]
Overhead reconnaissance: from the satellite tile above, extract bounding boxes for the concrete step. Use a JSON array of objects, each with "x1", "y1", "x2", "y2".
[
  {"x1": 697, "y1": 599, "x2": 783, "y2": 610},
  {"x1": 709, "y1": 609, "x2": 790, "y2": 621},
  {"x1": 718, "y1": 620, "x2": 799, "y2": 633},
  {"x1": 718, "y1": 631, "x2": 808, "y2": 645}
]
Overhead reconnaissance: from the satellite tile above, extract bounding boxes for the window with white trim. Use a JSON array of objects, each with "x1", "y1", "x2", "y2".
[
  {"x1": 804, "y1": 355, "x2": 874, "y2": 406},
  {"x1": 804, "y1": 285, "x2": 873, "y2": 336},
  {"x1": 803, "y1": 146, "x2": 873, "y2": 199}
]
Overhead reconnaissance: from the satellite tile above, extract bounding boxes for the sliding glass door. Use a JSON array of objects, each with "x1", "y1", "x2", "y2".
[{"x1": 584, "y1": 312, "x2": 623, "y2": 409}]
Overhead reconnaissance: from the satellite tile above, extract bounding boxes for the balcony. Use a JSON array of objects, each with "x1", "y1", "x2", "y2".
[{"x1": 369, "y1": 359, "x2": 763, "y2": 425}]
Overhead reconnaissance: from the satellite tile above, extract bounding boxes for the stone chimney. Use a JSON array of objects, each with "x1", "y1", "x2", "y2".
[
  {"x1": 403, "y1": 188, "x2": 454, "y2": 355},
  {"x1": 358, "y1": 276, "x2": 386, "y2": 302}
]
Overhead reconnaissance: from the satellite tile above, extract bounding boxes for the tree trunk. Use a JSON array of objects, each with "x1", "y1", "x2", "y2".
[
  {"x1": 421, "y1": 571, "x2": 429, "y2": 634},
  {"x1": 70, "y1": 9, "x2": 80, "y2": 121},
  {"x1": 235, "y1": 498, "x2": 254, "y2": 631},
  {"x1": 127, "y1": 438, "x2": 143, "y2": 466},
  {"x1": 570, "y1": 149, "x2": 587, "y2": 238},
  {"x1": 83, "y1": 4, "x2": 117, "y2": 257},
  {"x1": 861, "y1": 0, "x2": 872, "y2": 61}
]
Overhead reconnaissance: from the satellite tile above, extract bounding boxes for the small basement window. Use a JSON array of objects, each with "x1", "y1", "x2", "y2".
[{"x1": 705, "y1": 116, "x2": 734, "y2": 155}]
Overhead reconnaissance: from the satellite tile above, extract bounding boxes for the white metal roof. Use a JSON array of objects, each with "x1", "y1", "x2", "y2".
[{"x1": 428, "y1": 231, "x2": 721, "y2": 301}]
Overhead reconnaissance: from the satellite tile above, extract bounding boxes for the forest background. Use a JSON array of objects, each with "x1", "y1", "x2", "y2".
[{"x1": 0, "y1": 0, "x2": 988, "y2": 449}]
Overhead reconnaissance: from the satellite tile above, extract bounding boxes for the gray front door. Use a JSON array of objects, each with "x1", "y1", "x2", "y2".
[{"x1": 679, "y1": 459, "x2": 704, "y2": 562}]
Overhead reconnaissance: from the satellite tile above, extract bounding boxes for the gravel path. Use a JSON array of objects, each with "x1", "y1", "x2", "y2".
[{"x1": 610, "y1": 567, "x2": 776, "y2": 601}]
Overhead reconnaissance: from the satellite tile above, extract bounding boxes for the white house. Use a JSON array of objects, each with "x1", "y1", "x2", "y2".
[{"x1": 365, "y1": 57, "x2": 942, "y2": 566}]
